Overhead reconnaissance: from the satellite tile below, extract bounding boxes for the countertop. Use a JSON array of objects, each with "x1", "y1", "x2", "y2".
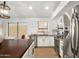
[
  {"x1": 0, "y1": 39, "x2": 33, "y2": 58},
  {"x1": 30, "y1": 34, "x2": 54, "y2": 36}
]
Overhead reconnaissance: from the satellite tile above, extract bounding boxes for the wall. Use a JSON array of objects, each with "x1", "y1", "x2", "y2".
[
  {"x1": 0, "y1": 18, "x2": 52, "y2": 37},
  {"x1": 0, "y1": 15, "x2": 71, "y2": 37},
  {"x1": 49, "y1": 19, "x2": 58, "y2": 31}
]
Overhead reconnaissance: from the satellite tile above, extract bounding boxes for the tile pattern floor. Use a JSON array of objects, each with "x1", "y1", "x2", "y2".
[{"x1": 34, "y1": 48, "x2": 59, "y2": 58}]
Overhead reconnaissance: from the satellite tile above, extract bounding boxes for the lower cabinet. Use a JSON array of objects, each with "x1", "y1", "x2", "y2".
[
  {"x1": 37, "y1": 36, "x2": 49, "y2": 47},
  {"x1": 37, "y1": 36, "x2": 54, "y2": 47},
  {"x1": 48, "y1": 37, "x2": 54, "y2": 46},
  {"x1": 22, "y1": 42, "x2": 34, "y2": 58}
]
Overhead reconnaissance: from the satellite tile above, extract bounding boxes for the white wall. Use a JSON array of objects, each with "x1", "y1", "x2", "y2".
[
  {"x1": 0, "y1": 17, "x2": 63, "y2": 37},
  {"x1": 0, "y1": 18, "x2": 52, "y2": 36},
  {"x1": 49, "y1": 19, "x2": 58, "y2": 31}
]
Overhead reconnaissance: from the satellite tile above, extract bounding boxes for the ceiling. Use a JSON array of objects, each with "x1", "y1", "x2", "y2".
[
  {"x1": 2, "y1": 1, "x2": 61, "y2": 18},
  {"x1": 51, "y1": 1, "x2": 79, "y2": 21}
]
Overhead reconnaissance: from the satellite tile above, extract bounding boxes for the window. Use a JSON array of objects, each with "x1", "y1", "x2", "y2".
[
  {"x1": 5, "y1": 22, "x2": 28, "y2": 39},
  {"x1": 38, "y1": 21, "x2": 48, "y2": 33},
  {"x1": 9, "y1": 23, "x2": 17, "y2": 38},
  {"x1": 18, "y1": 23, "x2": 27, "y2": 39}
]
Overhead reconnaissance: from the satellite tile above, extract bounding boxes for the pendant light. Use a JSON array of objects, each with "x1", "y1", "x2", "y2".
[{"x1": 0, "y1": 1, "x2": 11, "y2": 19}]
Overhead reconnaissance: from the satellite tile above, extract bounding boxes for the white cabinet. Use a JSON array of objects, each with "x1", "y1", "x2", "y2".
[
  {"x1": 37, "y1": 36, "x2": 54, "y2": 47},
  {"x1": 48, "y1": 36, "x2": 54, "y2": 46},
  {"x1": 37, "y1": 36, "x2": 49, "y2": 46},
  {"x1": 22, "y1": 42, "x2": 34, "y2": 58},
  {"x1": 37, "y1": 36, "x2": 43, "y2": 46}
]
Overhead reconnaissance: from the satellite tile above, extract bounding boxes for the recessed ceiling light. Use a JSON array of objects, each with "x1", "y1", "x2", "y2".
[
  {"x1": 45, "y1": 6, "x2": 49, "y2": 10},
  {"x1": 29, "y1": 6, "x2": 32, "y2": 10}
]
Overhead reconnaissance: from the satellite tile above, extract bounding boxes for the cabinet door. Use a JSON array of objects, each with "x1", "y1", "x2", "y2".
[
  {"x1": 43, "y1": 36, "x2": 49, "y2": 46},
  {"x1": 37, "y1": 36, "x2": 49, "y2": 47},
  {"x1": 48, "y1": 36, "x2": 54, "y2": 47},
  {"x1": 37, "y1": 36, "x2": 44, "y2": 46}
]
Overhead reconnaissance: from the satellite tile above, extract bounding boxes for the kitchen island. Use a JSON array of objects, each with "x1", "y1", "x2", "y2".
[{"x1": 0, "y1": 39, "x2": 33, "y2": 58}]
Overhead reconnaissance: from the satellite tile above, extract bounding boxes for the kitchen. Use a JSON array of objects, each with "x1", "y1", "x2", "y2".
[{"x1": 0, "y1": 1, "x2": 78, "y2": 58}]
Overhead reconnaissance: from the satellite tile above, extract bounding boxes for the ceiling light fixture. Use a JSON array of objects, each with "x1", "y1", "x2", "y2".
[
  {"x1": 29, "y1": 6, "x2": 32, "y2": 10},
  {"x1": 0, "y1": 1, "x2": 11, "y2": 19},
  {"x1": 45, "y1": 6, "x2": 49, "y2": 10}
]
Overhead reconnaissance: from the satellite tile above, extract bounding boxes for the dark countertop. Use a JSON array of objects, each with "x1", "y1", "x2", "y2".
[
  {"x1": 0, "y1": 39, "x2": 33, "y2": 58},
  {"x1": 30, "y1": 34, "x2": 54, "y2": 36}
]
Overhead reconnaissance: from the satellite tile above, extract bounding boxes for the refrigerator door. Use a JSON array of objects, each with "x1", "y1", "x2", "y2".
[
  {"x1": 64, "y1": 34, "x2": 73, "y2": 58},
  {"x1": 74, "y1": 5, "x2": 79, "y2": 57},
  {"x1": 68, "y1": 11, "x2": 76, "y2": 57},
  {"x1": 64, "y1": 9, "x2": 77, "y2": 58}
]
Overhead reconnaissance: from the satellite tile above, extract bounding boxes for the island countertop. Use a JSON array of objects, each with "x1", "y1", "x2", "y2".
[{"x1": 0, "y1": 39, "x2": 33, "y2": 58}]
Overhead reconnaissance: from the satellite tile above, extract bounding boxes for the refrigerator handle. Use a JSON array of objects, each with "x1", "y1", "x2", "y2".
[
  {"x1": 71, "y1": 17, "x2": 75, "y2": 53},
  {"x1": 75, "y1": 12, "x2": 79, "y2": 55},
  {"x1": 71, "y1": 11, "x2": 76, "y2": 54}
]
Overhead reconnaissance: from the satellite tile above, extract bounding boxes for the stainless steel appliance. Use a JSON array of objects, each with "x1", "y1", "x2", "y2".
[
  {"x1": 57, "y1": 15, "x2": 70, "y2": 38},
  {"x1": 55, "y1": 14, "x2": 70, "y2": 57},
  {"x1": 64, "y1": 5, "x2": 79, "y2": 58}
]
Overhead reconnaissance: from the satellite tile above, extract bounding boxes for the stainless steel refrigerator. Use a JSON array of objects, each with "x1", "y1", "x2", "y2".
[{"x1": 64, "y1": 5, "x2": 79, "y2": 58}]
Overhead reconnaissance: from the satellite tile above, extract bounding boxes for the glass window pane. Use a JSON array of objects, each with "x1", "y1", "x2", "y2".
[
  {"x1": 9, "y1": 23, "x2": 17, "y2": 38},
  {"x1": 18, "y1": 23, "x2": 27, "y2": 39}
]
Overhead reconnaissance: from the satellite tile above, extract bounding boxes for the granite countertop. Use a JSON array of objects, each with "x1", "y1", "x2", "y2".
[{"x1": 0, "y1": 39, "x2": 33, "y2": 58}]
